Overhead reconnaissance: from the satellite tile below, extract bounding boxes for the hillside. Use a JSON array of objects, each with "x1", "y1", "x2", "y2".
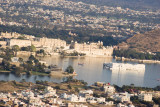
[
  {"x1": 119, "y1": 29, "x2": 160, "y2": 52},
  {"x1": 68, "y1": 0, "x2": 160, "y2": 10}
]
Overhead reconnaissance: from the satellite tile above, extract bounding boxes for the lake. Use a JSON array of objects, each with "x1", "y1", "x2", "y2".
[{"x1": 0, "y1": 56, "x2": 160, "y2": 88}]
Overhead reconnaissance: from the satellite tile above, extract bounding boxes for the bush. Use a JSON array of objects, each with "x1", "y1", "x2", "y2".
[{"x1": 65, "y1": 66, "x2": 74, "y2": 74}]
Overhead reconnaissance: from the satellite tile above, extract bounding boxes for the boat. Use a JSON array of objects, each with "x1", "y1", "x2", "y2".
[
  {"x1": 103, "y1": 63, "x2": 112, "y2": 69},
  {"x1": 78, "y1": 63, "x2": 84, "y2": 66},
  {"x1": 103, "y1": 62, "x2": 145, "y2": 71}
]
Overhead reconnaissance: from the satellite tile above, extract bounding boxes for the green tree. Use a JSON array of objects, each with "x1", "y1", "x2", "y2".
[
  {"x1": 29, "y1": 55, "x2": 35, "y2": 61},
  {"x1": 65, "y1": 65, "x2": 74, "y2": 74},
  {"x1": 12, "y1": 45, "x2": 20, "y2": 56},
  {"x1": 21, "y1": 47, "x2": 29, "y2": 51},
  {"x1": 29, "y1": 45, "x2": 36, "y2": 52}
]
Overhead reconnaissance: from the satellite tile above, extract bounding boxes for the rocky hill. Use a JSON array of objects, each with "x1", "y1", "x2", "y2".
[{"x1": 119, "y1": 29, "x2": 160, "y2": 52}]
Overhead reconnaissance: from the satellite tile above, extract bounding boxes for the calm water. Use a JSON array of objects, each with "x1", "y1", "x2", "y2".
[{"x1": 0, "y1": 56, "x2": 160, "y2": 88}]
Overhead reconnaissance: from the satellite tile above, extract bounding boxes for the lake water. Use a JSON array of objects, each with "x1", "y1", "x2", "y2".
[{"x1": 0, "y1": 56, "x2": 160, "y2": 88}]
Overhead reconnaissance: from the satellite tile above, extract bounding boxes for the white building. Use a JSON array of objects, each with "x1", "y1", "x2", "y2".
[
  {"x1": 79, "y1": 90, "x2": 93, "y2": 98},
  {"x1": 113, "y1": 92, "x2": 130, "y2": 103},
  {"x1": 87, "y1": 97, "x2": 97, "y2": 104},
  {"x1": 138, "y1": 93, "x2": 152, "y2": 102},
  {"x1": 68, "y1": 94, "x2": 79, "y2": 102},
  {"x1": 105, "y1": 101, "x2": 114, "y2": 106},
  {"x1": 29, "y1": 96, "x2": 43, "y2": 106},
  {"x1": 117, "y1": 103, "x2": 128, "y2": 107},
  {"x1": 96, "y1": 97, "x2": 105, "y2": 103},
  {"x1": 44, "y1": 86, "x2": 56, "y2": 94},
  {"x1": 44, "y1": 86, "x2": 57, "y2": 97},
  {"x1": 32, "y1": 37, "x2": 66, "y2": 53},
  {"x1": 103, "y1": 85, "x2": 115, "y2": 94},
  {"x1": 70, "y1": 41, "x2": 113, "y2": 56},
  {"x1": 21, "y1": 90, "x2": 34, "y2": 97},
  {"x1": 8, "y1": 39, "x2": 31, "y2": 47}
]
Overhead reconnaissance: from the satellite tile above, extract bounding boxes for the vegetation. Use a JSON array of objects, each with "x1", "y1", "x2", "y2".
[
  {"x1": 0, "y1": 25, "x2": 118, "y2": 46},
  {"x1": 114, "y1": 84, "x2": 154, "y2": 93},
  {"x1": 20, "y1": 45, "x2": 36, "y2": 52},
  {"x1": 113, "y1": 49, "x2": 160, "y2": 60},
  {"x1": 0, "y1": 47, "x2": 47, "y2": 75},
  {"x1": 60, "y1": 51, "x2": 86, "y2": 56},
  {"x1": 22, "y1": 55, "x2": 46, "y2": 74},
  {"x1": 153, "y1": 98, "x2": 160, "y2": 105},
  {"x1": 36, "y1": 49, "x2": 45, "y2": 56},
  {"x1": 65, "y1": 66, "x2": 74, "y2": 74}
]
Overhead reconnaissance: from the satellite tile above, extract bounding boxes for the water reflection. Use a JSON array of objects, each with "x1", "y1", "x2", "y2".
[
  {"x1": 0, "y1": 56, "x2": 160, "y2": 88},
  {"x1": 110, "y1": 69, "x2": 145, "y2": 87}
]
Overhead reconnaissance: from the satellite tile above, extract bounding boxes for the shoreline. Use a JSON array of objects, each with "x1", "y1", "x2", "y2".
[
  {"x1": 31, "y1": 71, "x2": 77, "y2": 77},
  {"x1": 18, "y1": 53, "x2": 113, "y2": 58},
  {"x1": 0, "y1": 70, "x2": 11, "y2": 73},
  {"x1": 115, "y1": 56, "x2": 160, "y2": 64},
  {"x1": 50, "y1": 71, "x2": 77, "y2": 77}
]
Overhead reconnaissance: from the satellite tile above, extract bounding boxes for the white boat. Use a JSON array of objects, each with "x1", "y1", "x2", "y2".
[{"x1": 103, "y1": 62, "x2": 145, "y2": 71}]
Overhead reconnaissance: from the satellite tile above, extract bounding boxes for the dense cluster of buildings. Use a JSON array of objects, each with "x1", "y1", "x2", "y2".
[
  {"x1": 0, "y1": 0, "x2": 160, "y2": 38},
  {"x1": 0, "y1": 32, "x2": 113, "y2": 56},
  {"x1": 0, "y1": 82, "x2": 159, "y2": 107}
]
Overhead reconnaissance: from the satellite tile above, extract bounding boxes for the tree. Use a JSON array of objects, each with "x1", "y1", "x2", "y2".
[
  {"x1": 1, "y1": 59, "x2": 11, "y2": 70},
  {"x1": 40, "y1": 49, "x2": 45, "y2": 56},
  {"x1": 12, "y1": 45, "x2": 20, "y2": 56},
  {"x1": 18, "y1": 57, "x2": 23, "y2": 64},
  {"x1": 29, "y1": 55, "x2": 35, "y2": 61},
  {"x1": 65, "y1": 65, "x2": 74, "y2": 74},
  {"x1": 21, "y1": 47, "x2": 29, "y2": 51},
  {"x1": 36, "y1": 49, "x2": 45, "y2": 56},
  {"x1": 29, "y1": 45, "x2": 36, "y2": 52}
]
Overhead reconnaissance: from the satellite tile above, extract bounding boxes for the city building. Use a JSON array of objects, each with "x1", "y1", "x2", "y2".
[
  {"x1": 70, "y1": 41, "x2": 113, "y2": 56},
  {"x1": 138, "y1": 93, "x2": 152, "y2": 102},
  {"x1": 103, "y1": 84, "x2": 115, "y2": 94},
  {"x1": 8, "y1": 39, "x2": 32, "y2": 47},
  {"x1": 32, "y1": 37, "x2": 66, "y2": 53}
]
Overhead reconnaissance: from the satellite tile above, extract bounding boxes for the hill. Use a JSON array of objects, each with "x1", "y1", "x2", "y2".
[
  {"x1": 68, "y1": 0, "x2": 160, "y2": 10},
  {"x1": 119, "y1": 29, "x2": 160, "y2": 52}
]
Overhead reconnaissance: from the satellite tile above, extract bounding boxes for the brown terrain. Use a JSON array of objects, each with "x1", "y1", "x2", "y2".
[
  {"x1": 119, "y1": 29, "x2": 160, "y2": 52},
  {"x1": 0, "y1": 81, "x2": 33, "y2": 92}
]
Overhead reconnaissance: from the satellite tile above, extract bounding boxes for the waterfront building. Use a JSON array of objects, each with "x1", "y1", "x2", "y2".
[
  {"x1": 70, "y1": 41, "x2": 113, "y2": 56},
  {"x1": 32, "y1": 37, "x2": 66, "y2": 53}
]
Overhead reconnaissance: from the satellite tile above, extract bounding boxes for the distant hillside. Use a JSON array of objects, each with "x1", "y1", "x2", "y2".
[
  {"x1": 119, "y1": 29, "x2": 160, "y2": 52},
  {"x1": 68, "y1": 0, "x2": 160, "y2": 10}
]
